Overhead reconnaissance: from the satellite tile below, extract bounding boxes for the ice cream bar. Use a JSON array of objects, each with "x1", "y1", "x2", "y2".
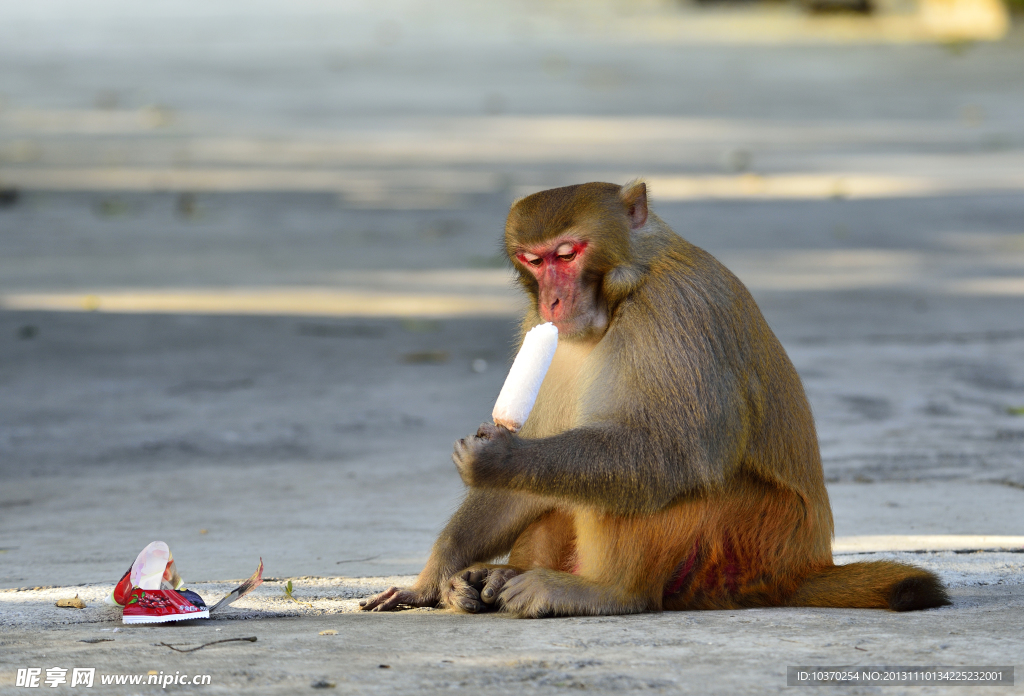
[{"x1": 492, "y1": 322, "x2": 559, "y2": 432}]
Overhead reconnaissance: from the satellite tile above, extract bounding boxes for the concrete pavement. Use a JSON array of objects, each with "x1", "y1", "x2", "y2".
[{"x1": 1, "y1": 1, "x2": 1023, "y2": 693}]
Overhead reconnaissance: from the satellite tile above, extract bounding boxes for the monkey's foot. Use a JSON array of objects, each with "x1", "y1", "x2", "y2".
[
  {"x1": 443, "y1": 565, "x2": 522, "y2": 614},
  {"x1": 498, "y1": 568, "x2": 645, "y2": 618},
  {"x1": 358, "y1": 586, "x2": 438, "y2": 612}
]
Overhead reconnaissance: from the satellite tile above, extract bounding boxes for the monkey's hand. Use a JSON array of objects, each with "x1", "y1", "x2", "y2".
[
  {"x1": 358, "y1": 586, "x2": 438, "y2": 612},
  {"x1": 451, "y1": 423, "x2": 513, "y2": 486}
]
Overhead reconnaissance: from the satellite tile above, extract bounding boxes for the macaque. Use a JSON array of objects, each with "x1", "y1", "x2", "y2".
[{"x1": 360, "y1": 181, "x2": 949, "y2": 618}]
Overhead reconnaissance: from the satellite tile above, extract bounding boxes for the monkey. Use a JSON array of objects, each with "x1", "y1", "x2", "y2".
[{"x1": 360, "y1": 180, "x2": 950, "y2": 618}]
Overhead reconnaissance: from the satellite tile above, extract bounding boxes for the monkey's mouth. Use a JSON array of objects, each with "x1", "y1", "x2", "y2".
[{"x1": 542, "y1": 306, "x2": 584, "y2": 336}]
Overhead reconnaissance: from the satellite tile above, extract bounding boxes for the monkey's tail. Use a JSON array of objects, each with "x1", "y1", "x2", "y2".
[{"x1": 788, "y1": 561, "x2": 951, "y2": 612}]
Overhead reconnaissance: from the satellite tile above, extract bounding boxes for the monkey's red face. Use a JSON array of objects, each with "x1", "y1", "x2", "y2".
[{"x1": 517, "y1": 238, "x2": 603, "y2": 335}]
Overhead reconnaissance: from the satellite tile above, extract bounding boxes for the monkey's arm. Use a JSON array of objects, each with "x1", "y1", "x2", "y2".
[
  {"x1": 454, "y1": 297, "x2": 754, "y2": 516},
  {"x1": 454, "y1": 420, "x2": 737, "y2": 516}
]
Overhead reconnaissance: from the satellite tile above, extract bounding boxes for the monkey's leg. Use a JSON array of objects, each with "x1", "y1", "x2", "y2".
[
  {"x1": 495, "y1": 504, "x2": 707, "y2": 617},
  {"x1": 444, "y1": 508, "x2": 577, "y2": 613},
  {"x1": 498, "y1": 568, "x2": 650, "y2": 618},
  {"x1": 360, "y1": 489, "x2": 551, "y2": 612}
]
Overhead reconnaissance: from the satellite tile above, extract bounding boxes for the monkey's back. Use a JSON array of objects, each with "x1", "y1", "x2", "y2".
[{"x1": 610, "y1": 229, "x2": 833, "y2": 555}]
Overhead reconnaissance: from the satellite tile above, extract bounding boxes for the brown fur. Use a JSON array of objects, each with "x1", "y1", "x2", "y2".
[{"x1": 360, "y1": 181, "x2": 951, "y2": 617}]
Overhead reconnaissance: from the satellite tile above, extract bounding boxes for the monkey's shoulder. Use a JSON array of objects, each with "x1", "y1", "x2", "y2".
[
  {"x1": 600, "y1": 236, "x2": 777, "y2": 387},
  {"x1": 625, "y1": 239, "x2": 752, "y2": 320}
]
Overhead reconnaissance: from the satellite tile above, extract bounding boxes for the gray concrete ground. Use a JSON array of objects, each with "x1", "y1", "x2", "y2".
[{"x1": 1, "y1": 1, "x2": 1023, "y2": 694}]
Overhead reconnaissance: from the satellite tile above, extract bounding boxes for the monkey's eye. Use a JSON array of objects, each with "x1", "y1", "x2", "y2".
[
  {"x1": 521, "y1": 253, "x2": 543, "y2": 267},
  {"x1": 554, "y1": 242, "x2": 577, "y2": 262}
]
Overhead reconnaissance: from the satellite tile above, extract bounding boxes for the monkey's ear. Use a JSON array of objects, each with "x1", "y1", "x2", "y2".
[
  {"x1": 603, "y1": 263, "x2": 643, "y2": 305},
  {"x1": 620, "y1": 181, "x2": 648, "y2": 230}
]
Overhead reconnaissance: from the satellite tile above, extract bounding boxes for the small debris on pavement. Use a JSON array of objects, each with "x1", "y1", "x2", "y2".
[
  {"x1": 158, "y1": 636, "x2": 257, "y2": 653},
  {"x1": 402, "y1": 350, "x2": 449, "y2": 364},
  {"x1": 56, "y1": 596, "x2": 86, "y2": 609},
  {"x1": 335, "y1": 554, "x2": 380, "y2": 565},
  {"x1": 284, "y1": 580, "x2": 312, "y2": 607}
]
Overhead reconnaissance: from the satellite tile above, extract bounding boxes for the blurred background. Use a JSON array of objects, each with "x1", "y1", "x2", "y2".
[{"x1": 1, "y1": 0, "x2": 1022, "y2": 587}]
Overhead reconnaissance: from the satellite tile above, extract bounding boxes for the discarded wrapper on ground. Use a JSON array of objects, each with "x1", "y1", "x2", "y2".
[{"x1": 105, "y1": 541, "x2": 264, "y2": 624}]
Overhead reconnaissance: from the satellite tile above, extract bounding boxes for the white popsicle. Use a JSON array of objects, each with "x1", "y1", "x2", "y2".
[{"x1": 492, "y1": 322, "x2": 559, "y2": 432}]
